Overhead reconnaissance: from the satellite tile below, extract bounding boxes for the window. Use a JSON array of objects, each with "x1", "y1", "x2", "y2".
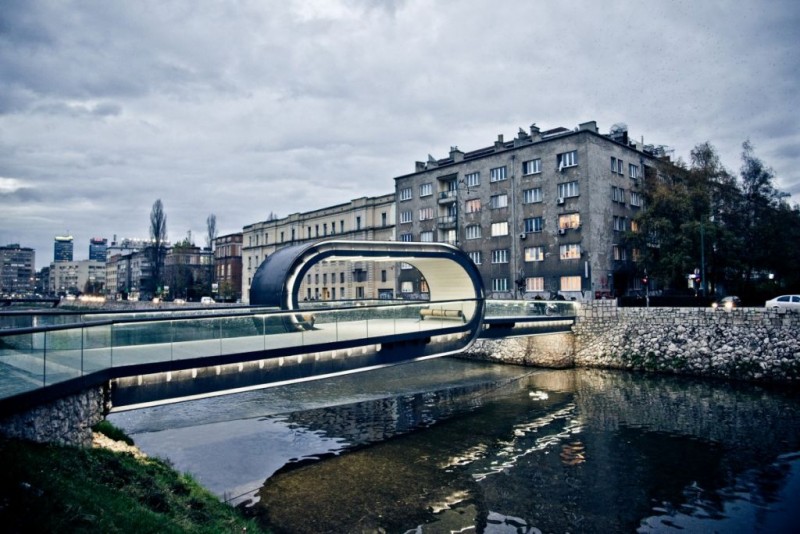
[
  {"x1": 466, "y1": 172, "x2": 480, "y2": 187},
  {"x1": 523, "y1": 187, "x2": 542, "y2": 204},
  {"x1": 558, "y1": 213, "x2": 580, "y2": 230},
  {"x1": 630, "y1": 219, "x2": 640, "y2": 233},
  {"x1": 465, "y1": 225, "x2": 482, "y2": 239},
  {"x1": 420, "y1": 183, "x2": 433, "y2": 197},
  {"x1": 560, "y1": 276, "x2": 581, "y2": 291},
  {"x1": 613, "y1": 216, "x2": 627, "y2": 232},
  {"x1": 491, "y1": 249, "x2": 509, "y2": 263},
  {"x1": 323, "y1": 224, "x2": 327, "y2": 236},
  {"x1": 468, "y1": 251, "x2": 482, "y2": 265},
  {"x1": 400, "y1": 233, "x2": 413, "y2": 242},
  {"x1": 524, "y1": 246, "x2": 544, "y2": 262},
  {"x1": 612, "y1": 186, "x2": 626, "y2": 203},
  {"x1": 522, "y1": 158, "x2": 541, "y2": 175},
  {"x1": 557, "y1": 181, "x2": 579, "y2": 198},
  {"x1": 523, "y1": 217, "x2": 543, "y2": 234},
  {"x1": 419, "y1": 207, "x2": 434, "y2": 221},
  {"x1": 400, "y1": 210, "x2": 412, "y2": 224},
  {"x1": 491, "y1": 221, "x2": 509, "y2": 236},
  {"x1": 490, "y1": 166, "x2": 507, "y2": 182},
  {"x1": 356, "y1": 216, "x2": 362, "y2": 230},
  {"x1": 630, "y1": 191, "x2": 643, "y2": 207},
  {"x1": 323, "y1": 273, "x2": 328, "y2": 284},
  {"x1": 465, "y1": 198, "x2": 481, "y2": 213},
  {"x1": 557, "y1": 150, "x2": 578, "y2": 170},
  {"x1": 381, "y1": 270, "x2": 387, "y2": 282},
  {"x1": 490, "y1": 194, "x2": 508, "y2": 209},
  {"x1": 492, "y1": 278, "x2": 509, "y2": 292},
  {"x1": 340, "y1": 272, "x2": 345, "y2": 283},
  {"x1": 526, "y1": 277, "x2": 544, "y2": 292},
  {"x1": 420, "y1": 231, "x2": 434, "y2": 242},
  {"x1": 613, "y1": 245, "x2": 627, "y2": 261},
  {"x1": 611, "y1": 157, "x2": 623, "y2": 174},
  {"x1": 400, "y1": 262, "x2": 413, "y2": 270},
  {"x1": 632, "y1": 248, "x2": 641, "y2": 262},
  {"x1": 381, "y1": 213, "x2": 387, "y2": 226},
  {"x1": 629, "y1": 164, "x2": 640, "y2": 180},
  {"x1": 420, "y1": 280, "x2": 429, "y2": 293},
  {"x1": 399, "y1": 187, "x2": 412, "y2": 201},
  {"x1": 401, "y1": 281, "x2": 413, "y2": 293},
  {"x1": 560, "y1": 243, "x2": 581, "y2": 259}
]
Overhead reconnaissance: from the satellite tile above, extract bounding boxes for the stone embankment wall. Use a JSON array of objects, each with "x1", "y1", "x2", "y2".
[
  {"x1": 0, "y1": 387, "x2": 106, "y2": 447},
  {"x1": 463, "y1": 302, "x2": 800, "y2": 384}
]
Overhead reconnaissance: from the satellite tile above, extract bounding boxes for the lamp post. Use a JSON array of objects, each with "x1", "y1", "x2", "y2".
[{"x1": 700, "y1": 221, "x2": 707, "y2": 297}]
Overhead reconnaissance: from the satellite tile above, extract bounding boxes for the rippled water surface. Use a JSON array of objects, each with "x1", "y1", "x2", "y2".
[{"x1": 110, "y1": 358, "x2": 800, "y2": 533}]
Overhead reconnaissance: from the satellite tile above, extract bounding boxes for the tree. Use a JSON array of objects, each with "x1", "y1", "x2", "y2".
[
  {"x1": 148, "y1": 199, "x2": 168, "y2": 296},
  {"x1": 206, "y1": 214, "x2": 217, "y2": 251}
]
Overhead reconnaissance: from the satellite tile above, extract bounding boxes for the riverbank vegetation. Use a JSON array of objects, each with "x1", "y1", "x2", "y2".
[{"x1": 0, "y1": 427, "x2": 266, "y2": 533}]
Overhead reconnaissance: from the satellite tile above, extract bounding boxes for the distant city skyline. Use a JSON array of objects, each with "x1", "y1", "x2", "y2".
[{"x1": 2, "y1": 1, "x2": 798, "y2": 270}]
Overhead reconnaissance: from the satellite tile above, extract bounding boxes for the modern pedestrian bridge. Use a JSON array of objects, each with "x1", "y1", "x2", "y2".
[{"x1": 0, "y1": 241, "x2": 577, "y2": 420}]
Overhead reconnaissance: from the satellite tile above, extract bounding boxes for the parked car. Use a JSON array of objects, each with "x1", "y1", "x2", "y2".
[
  {"x1": 711, "y1": 296, "x2": 741, "y2": 310},
  {"x1": 200, "y1": 296, "x2": 215, "y2": 305},
  {"x1": 173, "y1": 298, "x2": 186, "y2": 304},
  {"x1": 764, "y1": 295, "x2": 800, "y2": 310}
]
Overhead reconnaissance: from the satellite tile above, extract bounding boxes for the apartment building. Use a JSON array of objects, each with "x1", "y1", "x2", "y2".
[
  {"x1": 0, "y1": 244, "x2": 35, "y2": 296},
  {"x1": 49, "y1": 259, "x2": 106, "y2": 296},
  {"x1": 394, "y1": 121, "x2": 673, "y2": 300},
  {"x1": 213, "y1": 233, "x2": 243, "y2": 302},
  {"x1": 242, "y1": 195, "x2": 396, "y2": 303}
]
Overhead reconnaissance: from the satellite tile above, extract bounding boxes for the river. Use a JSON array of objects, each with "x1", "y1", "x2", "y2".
[{"x1": 109, "y1": 358, "x2": 800, "y2": 533}]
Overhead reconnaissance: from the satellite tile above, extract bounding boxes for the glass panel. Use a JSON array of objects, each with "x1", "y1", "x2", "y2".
[
  {"x1": 43, "y1": 328, "x2": 84, "y2": 386},
  {"x1": 0, "y1": 331, "x2": 44, "y2": 396}
]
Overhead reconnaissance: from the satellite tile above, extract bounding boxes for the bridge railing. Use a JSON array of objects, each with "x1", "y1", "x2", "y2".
[
  {"x1": 0, "y1": 299, "x2": 483, "y2": 401},
  {"x1": 485, "y1": 299, "x2": 580, "y2": 318}
]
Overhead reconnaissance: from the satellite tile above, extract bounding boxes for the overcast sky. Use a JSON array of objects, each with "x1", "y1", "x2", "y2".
[{"x1": 2, "y1": 0, "x2": 798, "y2": 269}]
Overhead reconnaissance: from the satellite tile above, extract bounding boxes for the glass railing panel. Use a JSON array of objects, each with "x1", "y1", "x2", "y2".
[
  {"x1": 43, "y1": 328, "x2": 84, "y2": 386},
  {"x1": 219, "y1": 315, "x2": 267, "y2": 354},
  {"x1": 0, "y1": 331, "x2": 44, "y2": 398},
  {"x1": 110, "y1": 321, "x2": 174, "y2": 367},
  {"x1": 82, "y1": 323, "x2": 113, "y2": 374}
]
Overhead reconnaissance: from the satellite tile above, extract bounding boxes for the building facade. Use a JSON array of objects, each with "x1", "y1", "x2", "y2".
[
  {"x1": 164, "y1": 244, "x2": 213, "y2": 301},
  {"x1": 394, "y1": 121, "x2": 673, "y2": 300},
  {"x1": 213, "y1": 233, "x2": 243, "y2": 302},
  {"x1": 49, "y1": 260, "x2": 106, "y2": 296},
  {"x1": 53, "y1": 235, "x2": 74, "y2": 263},
  {"x1": 0, "y1": 244, "x2": 36, "y2": 296},
  {"x1": 242, "y1": 194, "x2": 396, "y2": 304},
  {"x1": 89, "y1": 237, "x2": 108, "y2": 262}
]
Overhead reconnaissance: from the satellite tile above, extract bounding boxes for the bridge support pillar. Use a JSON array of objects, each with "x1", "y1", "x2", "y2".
[{"x1": 458, "y1": 333, "x2": 575, "y2": 369}]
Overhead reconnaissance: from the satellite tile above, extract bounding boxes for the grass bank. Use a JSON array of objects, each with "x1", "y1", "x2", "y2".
[{"x1": 0, "y1": 429, "x2": 267, "y2": 533}]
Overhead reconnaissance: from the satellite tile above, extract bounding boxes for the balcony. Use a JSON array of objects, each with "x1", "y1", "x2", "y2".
[
  {"x1": 438, "y1": 190, "x2": 457, "y2": 204},
  {"x1": 437, "y1": 215, "x2": 457, "y2": 229}
]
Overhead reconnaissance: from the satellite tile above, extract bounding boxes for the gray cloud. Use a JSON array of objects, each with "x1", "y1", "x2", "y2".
[{"x1": 1, "y1": 0, "x2": 798, "y2": 268}]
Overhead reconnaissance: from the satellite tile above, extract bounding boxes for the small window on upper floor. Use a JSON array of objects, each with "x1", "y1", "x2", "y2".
[
  {"x1": 629, "y1": 163, "x2": 640, "y2": 180},
  {"x1": 611, "y1": 157, "x2": 624, "y2": 174},
  {"x1": 490, "y1": 166, "x2": 507, "y2": 182},
  {"x1": 399, "y1": 187, "x2": 412, "y2": 201},
  {"x1": 419, "y1": 183, "x2": 433, "y2": 197},
  {"x1": 522, "y1": 158, "x2": 541, "y2": 176},
  {"x1": 557, "y1": 150, "x2": 578, "y2": 171},
  {"x1": 465, "y1": 172, "x2": 481, "y2": 188}
]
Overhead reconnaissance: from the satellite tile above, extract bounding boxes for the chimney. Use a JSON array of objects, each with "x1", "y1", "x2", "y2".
[
  {"x1": 415, "y1": 161, "x2": 426, "y2": 172},
  {"x1": 530, "y1": 123, "x2": 541, "y2": 140},
  {"x1": 578, "y1": 121, "x2": 598, "y2": 133},
  {"x1": 494, "y1": 134, "x2": 505, "y2": 151},
  {"x1": 449, "y1": 146, "x2": 464, "y2": 162}
]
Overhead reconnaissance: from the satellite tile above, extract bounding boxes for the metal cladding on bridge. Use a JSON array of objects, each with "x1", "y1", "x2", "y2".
[{"x1": 250, "y1": 239, "x2": 485, "y2": 313}]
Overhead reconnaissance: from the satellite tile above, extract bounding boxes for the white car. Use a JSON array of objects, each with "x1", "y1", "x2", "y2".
[
  {"x1": 200, "y1": 296, "x2": 215, "y2": 305},
  {"x1": 765, "y1": 295, "x2": 800, "y2": 310}
]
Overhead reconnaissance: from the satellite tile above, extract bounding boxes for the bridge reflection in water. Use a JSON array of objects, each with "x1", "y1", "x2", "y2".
[{"x1": 0, "y1": 241, "x2": 577, "y2": 415}]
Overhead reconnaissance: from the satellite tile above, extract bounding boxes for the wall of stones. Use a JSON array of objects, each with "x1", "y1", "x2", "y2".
[
  {"x1": 573, "y1": 302, "x2": 800, "y2": 383},
  {"x1": 0, "y1": 387, "x2": 106, "y2": 447}
]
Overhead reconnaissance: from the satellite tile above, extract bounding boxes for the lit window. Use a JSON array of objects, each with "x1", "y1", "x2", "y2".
[
  {"x1": 630, "y1": 219, "x2": 640, "y2": 233},
  {"x1": 557, "y1": 181, "x2": 579, "y2": 198},
  {"x1": 420, "y1": 183, "x2": 433, "y2": 197},
  {"x1": 399, "y1": 187, "x2": 412, "y2": 201},
  {"x1": 558, "y1": 213, "x2": 580, "y2": 230},
  {"x1": 490, "y1": 166, "x2": 507, "y2": 182},
  {"x1": 400, "y1": 210, "x2": 412, "y2": 224},
  {"x1": 522, "y1": 158, "x2": 541, "y2": 175},
  {"x1": 419, "y1": 207, "x2": 434, "y2": 221},
  {"x1": 491, "y1": 249, "x2": 509, "y2": 263},
  {"x1": 420, "y1": 231, "x2": 434, "y2": 242},
  {"x1": 560, "y1": 244, "x2": 581, "y2": 259},
  {"x1": 492, "y1": 278, "x2": 509, "y2": 292},
  {"x1": 491, "y1": 222, "x2": 509, "y2": 236},
  {"x1": 613, "y1": 245, "x2": 627, "y2": 261},
  {"x1": 560, "y1": 276, "x2": 581, "y2": 291},
  {"x1": 523, "y1": 187, "x2": 542, "y2": 204},
  {"x1": 524, "y1": 246, "x2": 544, "y2": 262},
  {"x1": 526, "y1": 277, "x2": 544, "y2": 292},
  {"x1": 465, "y1": 198, "x2": 481, "y2": 213},
  {"x1": 401, "y1": 281, "x2": 413, "y2": 293},
  {"x1": 523, "y1": 217, "x2": 543, "y2": 234},
  {"x1": 490, "y1": 194, "x2": 508, "y2": 209},
  {"x1": 468, "y1": 251, "x2": 482, "y2": 264},
  {"x1": 557, "y1": 150, "x2": 578, "y2": 170},
  {"x1": 465, "y1": 225, "x2": 482, "y2": 239},
  {"x1": 465, "y1": 172, "x2": 480, "y2": 187}
]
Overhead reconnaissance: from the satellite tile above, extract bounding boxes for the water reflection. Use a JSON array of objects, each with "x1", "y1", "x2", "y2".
[{"x1": 248, "y1": 367, "x2": 800, "y2": 533}]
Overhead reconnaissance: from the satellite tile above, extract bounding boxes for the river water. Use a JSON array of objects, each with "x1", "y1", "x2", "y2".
[{"x1": 109, "y1": 358, "x2": 800, "y2": 533}]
